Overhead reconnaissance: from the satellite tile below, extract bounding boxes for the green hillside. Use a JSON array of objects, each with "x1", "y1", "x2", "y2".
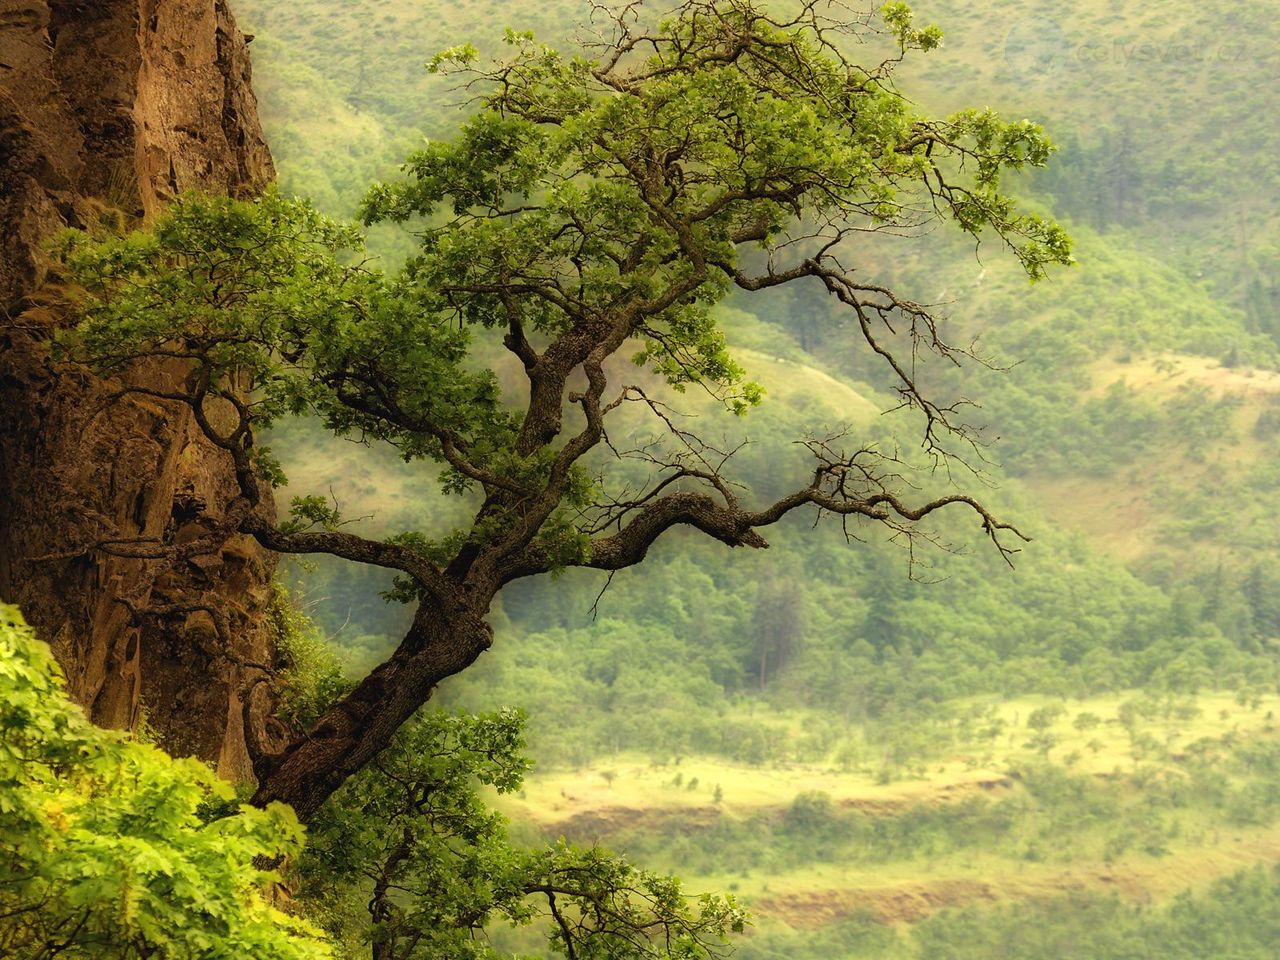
[{"x1": 902, "y1": 0, "x2": 1280, "y2": 323}]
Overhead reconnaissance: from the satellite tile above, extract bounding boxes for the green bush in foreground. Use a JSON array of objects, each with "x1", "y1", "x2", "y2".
[
  {"x1": 296, "y1": 705, "x2": 746, "y2": 960},
  {"x1": 0, "y1": 604, "x2": 330, "y2": 959}
]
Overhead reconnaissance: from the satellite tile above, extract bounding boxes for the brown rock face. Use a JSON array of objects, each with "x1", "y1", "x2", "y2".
[{"x1": 0, "y1": 0, "x2": 278, "y2": 779}]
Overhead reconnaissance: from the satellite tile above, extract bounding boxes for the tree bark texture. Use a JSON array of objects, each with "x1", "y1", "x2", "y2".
[{"x1": 249, "y1": 605, "x2": 494, "y2": 823}]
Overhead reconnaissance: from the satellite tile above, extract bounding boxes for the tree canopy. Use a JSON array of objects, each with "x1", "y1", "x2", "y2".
[{"x1": 55, "y1": 0, "x2": 1071, "y2": 822}]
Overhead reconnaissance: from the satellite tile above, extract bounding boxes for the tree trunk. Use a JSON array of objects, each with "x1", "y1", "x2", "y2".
[{"x1": 251, "y1": 604, "x2": 494, "y2": 822}]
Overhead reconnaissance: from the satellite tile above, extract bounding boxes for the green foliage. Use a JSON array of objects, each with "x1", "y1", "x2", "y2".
[
  {"x1": 268, "y1": 584, "x2": 353, "y2": 731},
  {"x1": 218, "y1": 0, "x2": 1280, "y2": 956},
  {"x1": 297, "y1": 709, "x2": 745, "y2": 959},
  {"x1": 0, "y1": 605, "x2": 330, "y2": 959},
  {"x1": 282, "y1": 495, "x2": 347, "y2": 533},
  {"x1": 53, "y1": 4, "x2": 1076, "y2": 659},
  {"x1": 572, "y1": 722, "x2": 1280, "y2": 894},
  {"x1": 1026, "y1": 705, "x2": 1064, "y2": 730},
  {"x1": 36, "y1": 0, "x2": 1280, "y2": 955},
  {"x1": 55, "y1": 190, "x2": 363, "y2": 391},
  {"x1": 730, "y1": 864, "x2": 1280, "y2": 960},
  {"x1": 910, "y1": 866, "x2": 1280, "y2": 960},
  {"x1": 55, "y1": 190, "x2": 520, "y2": 491},
  {"x1": 880, "y1": 2, "x2": 943, "y2": 51}
]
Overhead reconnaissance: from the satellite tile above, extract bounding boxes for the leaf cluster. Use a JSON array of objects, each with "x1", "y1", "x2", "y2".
[
  {"x1": 0, "y1": 605, "x2": 330, "y2": 959},
  {"x1": 55, "y1": 191, "x2": 518, "y2": 492},
  {"x1": 298, "y1": 708, "x2": 745, "y2": 960}
]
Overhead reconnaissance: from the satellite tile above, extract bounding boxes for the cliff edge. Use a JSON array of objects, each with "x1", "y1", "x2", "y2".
[{"x1": 0, "y1": 0, "x2": 279, "y2": 779}]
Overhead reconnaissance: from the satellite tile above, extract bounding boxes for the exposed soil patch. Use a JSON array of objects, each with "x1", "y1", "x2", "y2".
[
  {"x1": 756, "y1": 878, "x2": 999, "y2": 927},
  {"x1": 554, "y1": 804, "x2": 722, "y2": 841},
  {"x1": 838, "y1": 775, "x2": 1015, "y2": 816}
]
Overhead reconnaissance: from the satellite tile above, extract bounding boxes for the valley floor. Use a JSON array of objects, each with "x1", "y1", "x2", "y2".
[{"x1": 493, "y1": 691, "x2": 1280, "y2": 953}]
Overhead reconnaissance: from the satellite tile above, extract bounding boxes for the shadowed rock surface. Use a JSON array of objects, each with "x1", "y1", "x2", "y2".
[{"x1": 0, "y1": 0, "x2": 278, "y2": 779}]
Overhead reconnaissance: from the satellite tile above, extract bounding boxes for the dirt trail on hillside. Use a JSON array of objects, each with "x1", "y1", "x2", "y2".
[
  {"x1": 541, "y1": 772, "x2": 1018, "y2": 836},
  {"x1": 541, "y1": 784, "x2": 1280, "y2": 928},
  {"x1": 557, "y1": 804, "x2": 723, "y2": 838}
]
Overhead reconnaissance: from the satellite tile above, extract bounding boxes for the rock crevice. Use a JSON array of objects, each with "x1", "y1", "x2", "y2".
[{"x1": 0, "y1": 0, "x2": 277, "y2": 779}]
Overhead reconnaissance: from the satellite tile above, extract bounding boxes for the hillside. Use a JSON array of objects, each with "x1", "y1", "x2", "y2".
[
  {"x1": 239, "y1": 0, "x2": 1280, "y2": 579},
  {"x1": 903, "y1": 0, "x2": 1280, "y2": 322},
  {"x1": 497, "y1": 690, "x2": 1280, "y2": 940}
]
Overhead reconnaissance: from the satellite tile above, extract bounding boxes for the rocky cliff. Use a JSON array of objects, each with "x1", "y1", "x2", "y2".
[{"x1": 0, "y1": 0, "x2": 278, "y2": 779}]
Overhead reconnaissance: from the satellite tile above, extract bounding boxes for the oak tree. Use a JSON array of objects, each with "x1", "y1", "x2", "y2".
[{"x1": 56, "y1": 0, "x2": 1070, "y2": 821}]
